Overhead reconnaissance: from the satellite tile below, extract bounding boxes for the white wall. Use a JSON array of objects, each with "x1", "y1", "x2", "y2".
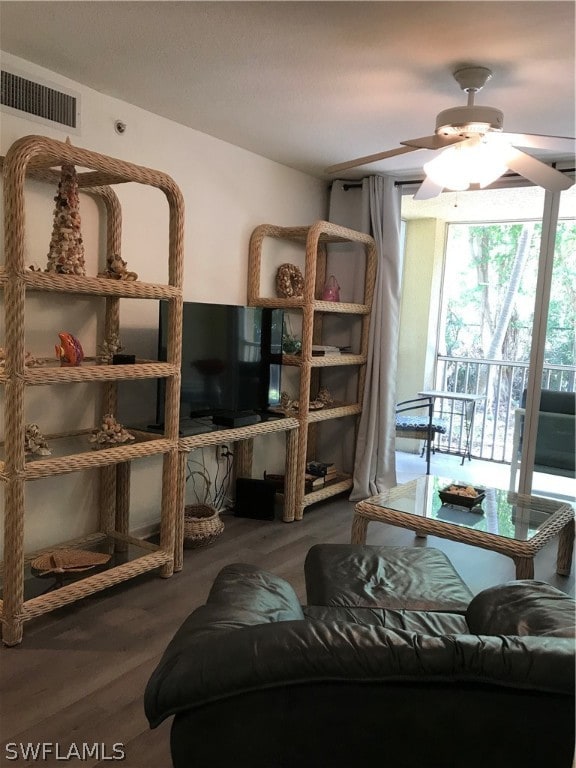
[
  {"x1": 396, "y1": 217, "x2": 445, "y2": 452},
  {"x1": 0, "y1": 52, "x2": 328, "y2": 551}
]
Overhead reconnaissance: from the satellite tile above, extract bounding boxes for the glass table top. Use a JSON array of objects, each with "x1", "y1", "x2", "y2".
[{"x1": 365, "y1": 475, "x2": 574, "y2": 542}]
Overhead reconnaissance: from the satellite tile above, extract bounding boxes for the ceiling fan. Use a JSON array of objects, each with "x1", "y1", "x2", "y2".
[{"x1": 326, "y1": 66, "x2": 575, "y2": 199}]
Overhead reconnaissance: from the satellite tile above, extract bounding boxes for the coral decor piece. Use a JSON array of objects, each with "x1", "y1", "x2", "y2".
[
  {"x1": 317, "y1": 386, "x2": 335, "y2": 407},
  {"x1": 45, "y1": 146, "x2": 87, "y2": 276},
  {"x1": 280, "y1": 391, "x2": 297, "y2": 412},
  {"x1": 279, "y1": 384, "x2": 335, "y2": 413},
  {"x1": 279, "y1": 391, "x2": 325, "y2": 413},
  {"x1": 0, "y1": 348, "x2": 45, "y2": 369},
  {"x1": 55, "y1": 332, "x2": 84, "y2": 367},
  {"x1": 24, "y1": 423, "x2": 51, "y2": 457},
  {"x1": 25, "y1": 350, "x2": 46, "y2": 368},
  {"x1": 96, "y1": 333, "x2": 123, "y2": 364},
  {"x1": 90, "y1": 414, "x2": 135, "y2": 449},
  {"x1": 98, "y1": 253, "x2": 138, "y2": 281}
]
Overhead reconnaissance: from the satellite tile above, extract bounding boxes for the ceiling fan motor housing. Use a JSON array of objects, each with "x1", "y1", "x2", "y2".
[{"x1": 436, "y1": 106, "x2": 504, "y2": 136}]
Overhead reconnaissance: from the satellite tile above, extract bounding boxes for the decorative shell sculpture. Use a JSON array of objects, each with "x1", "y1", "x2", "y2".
[
  {"x1": 279, "y1": 391, "x2": 326, "y2": 413},
  {"x1": 96, "y1": 334, "x2": 123, "y2": 364},
  {"x1": 45, "y1": 155, "x2": 87, "y2": 276},
  {"x1": 90, "y1": 414, "x2": 135, "y2": 449},
  {"x1": 317, "y1": 386, "x2": 335, "y2": 407},
  {"x1": 98, "y1": 253, "x2": 138, "y2": 281},
  {"x1": 0, "y1": 348, "x2": 45, "y2": 369},
  {"x1": 24, "y1": 423, "x2": 51, "y2": 457},
  {"x1": 280, "y1": 391, "x2": 298, "y2": 412},
  {"x1": 55, "y1": 332, "x2": 84, "y2": 367}
]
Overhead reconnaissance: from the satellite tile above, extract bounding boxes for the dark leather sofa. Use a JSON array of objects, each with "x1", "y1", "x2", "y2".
[
  {"x1": 145, "y1": 545, "x2": 575, "y2": 768},
  {"x1": 510, "y1": 389, "x2": 575, "y2": 490}
]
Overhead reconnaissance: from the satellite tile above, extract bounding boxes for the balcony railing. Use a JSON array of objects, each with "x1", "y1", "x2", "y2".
[{"x1": 433, "y1": 355, "x2": 576, "y2": 463}]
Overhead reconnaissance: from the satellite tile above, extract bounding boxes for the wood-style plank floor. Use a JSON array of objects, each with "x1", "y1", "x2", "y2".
[{"x1": 1, "y1": 480, "x2": 574, "y2": 767}]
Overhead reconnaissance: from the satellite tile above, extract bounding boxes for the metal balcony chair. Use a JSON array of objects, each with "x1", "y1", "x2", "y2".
[{"x1": 395, "y1": 396, "x2": 448, "y2": 474}]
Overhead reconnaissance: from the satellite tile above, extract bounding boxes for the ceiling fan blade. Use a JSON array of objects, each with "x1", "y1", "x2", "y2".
[
  {"x1": 325, "y1": 145, "x2": 418, "y2": 174},
  {"x1": 504, "y1": 148, "x2": 573, "y2": 191},
  {"x1": 501, "y1": 132, "x2": 576, "y2": 153},
  {"x1": 413, "y1": 175, "x2": 445, "y2": 200},
  {"x1": 401, "y1": 135, "x2": 467, "y2": 150}
]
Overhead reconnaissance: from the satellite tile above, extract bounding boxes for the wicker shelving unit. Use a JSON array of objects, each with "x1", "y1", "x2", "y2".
[
  {"x1": 248, "y1": 221, "x2": 377, "y2": 520},
  {"x1": 0, "y1": 135, "x2": 184, "y2": 645},
  {"x1": 175, "y1": 415, "x2": 300, "y2": 568}
]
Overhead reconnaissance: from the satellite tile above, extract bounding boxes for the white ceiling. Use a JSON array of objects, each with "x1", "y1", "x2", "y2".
[{"x1": 0, "y1": 1, "x2": 574, "y2": 180}]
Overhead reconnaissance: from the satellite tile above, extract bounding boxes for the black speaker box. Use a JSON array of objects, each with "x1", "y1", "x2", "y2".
[{"x1": 234, "y1": 478, "x2": 276, "y2": 520}]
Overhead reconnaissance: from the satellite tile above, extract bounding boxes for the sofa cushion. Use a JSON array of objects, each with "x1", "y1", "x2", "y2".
[
  {"x1": 304, "y1": 605, "x2": 469, "y2": 635},
  {"x1": 304, "y1": 544, "x2": 473, "y2": 612},
  {"x1": 466, "y1": 580, "x2": 576, "y2": 637}
]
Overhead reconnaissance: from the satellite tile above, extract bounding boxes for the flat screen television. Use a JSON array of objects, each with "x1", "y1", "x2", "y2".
[{"x1": 156, "y1": 301, "x2": 283, "y2": 426}]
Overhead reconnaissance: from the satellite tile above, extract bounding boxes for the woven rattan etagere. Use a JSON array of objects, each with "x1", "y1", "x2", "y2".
[
  {"x1": 248, "y1": 221, "x2": 377, "y2": 520},
  {"x1": 0, "y1": 135, "x2": 184, "y2": 645}
]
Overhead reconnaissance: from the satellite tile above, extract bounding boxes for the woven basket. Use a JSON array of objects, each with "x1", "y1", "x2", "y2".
[{"x1": 183, "y1": 504, "x2": 224, "y2": 548}]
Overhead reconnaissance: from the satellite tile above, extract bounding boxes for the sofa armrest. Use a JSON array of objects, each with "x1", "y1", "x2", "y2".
[
  {"x1": 144, "y1": 563, "x2": 304, "y2": 725},
  {"x1": 206, "y1": 562, "x2": 305, "y2": 620},
  {"x1": 466, "y1": 580, "x2": 576, "y2": 637}
]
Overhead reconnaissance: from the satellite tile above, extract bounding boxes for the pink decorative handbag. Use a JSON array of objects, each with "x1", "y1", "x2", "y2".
[{"x1": 322, "y1": 275, "x2": 340, "y2": 302}]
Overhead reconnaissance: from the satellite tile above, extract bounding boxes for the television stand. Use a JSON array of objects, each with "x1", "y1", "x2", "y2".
[
  {"x1": 212, "y1": 411, "x2": 262, "y2": 428},
  {"x1": 176, "y1": 415, "x2": 300, "y2": 568}
]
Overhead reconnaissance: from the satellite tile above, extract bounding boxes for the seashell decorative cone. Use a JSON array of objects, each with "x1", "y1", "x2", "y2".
[{"x1": 46, "y1": 148, "x2": 86, "y2": 276}]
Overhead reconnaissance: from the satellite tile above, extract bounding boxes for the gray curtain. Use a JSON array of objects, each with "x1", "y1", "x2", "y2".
[{"x1": 328, "y1": 176, "x2": 403, "y2": 499}]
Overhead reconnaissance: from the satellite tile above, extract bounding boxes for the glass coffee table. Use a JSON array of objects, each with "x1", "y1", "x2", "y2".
[{"x1": 352, "y1": 476, "x2": 575, "y2": 579}]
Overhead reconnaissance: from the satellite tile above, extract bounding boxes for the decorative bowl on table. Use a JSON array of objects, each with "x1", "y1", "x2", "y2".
[{"x1": 438, "y1": 484, "x2": 486, "y2": 509}]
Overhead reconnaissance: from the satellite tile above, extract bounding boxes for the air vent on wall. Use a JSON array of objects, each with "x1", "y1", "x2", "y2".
[{"x1": 1, "y1": 69, "x2": 79, "y2": 129}]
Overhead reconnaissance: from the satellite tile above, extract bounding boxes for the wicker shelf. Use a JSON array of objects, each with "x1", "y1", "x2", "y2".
[
  {"x1": 24, "y1": 271, "x2": 180, "y2": 298},
  {"x1": 0, "y1": 533, "x2": 169, "y2": 607},
  {"x1": 173, "y1": 415, "x2": 300, "y2": 568},
  {"x1": 23, "y1": 360, "x2": 177, "y2": 385},
  {"x1": 0, "y1": 134, "x2": 184, "y2": 645},
  {"x1": 304, "y1": 474, "x2": 354, "y2": 503},
  {"x1": 248, "y1": 220, "x2": 377, "y2": 520},
  {"x1": 282, "y1": 353, "x2": 367, "y2": 368}
]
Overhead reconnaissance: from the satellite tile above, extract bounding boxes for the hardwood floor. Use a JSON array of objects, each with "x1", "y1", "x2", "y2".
[{"x1": 1, "y1": 476, "x2": 574, "y2": 768}]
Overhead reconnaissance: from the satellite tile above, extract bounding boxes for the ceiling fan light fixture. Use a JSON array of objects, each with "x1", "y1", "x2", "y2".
[
  {"x1": 435, "y1": 106, "x2": 504, "y2": 135},
  {"x1": 424, "y1": 139, "x2": 509, "y2": 191},
  {"x1": 328, "y1": 64, "x2": 574, "y2": 196},
  {"x1": 424, "y1": 150, "x2": 469, "y2": 190}
]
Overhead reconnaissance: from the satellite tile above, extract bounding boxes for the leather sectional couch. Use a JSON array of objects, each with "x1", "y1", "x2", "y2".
[{"x1": 145, "y1": 544, "x2": 575, "y2": 768}]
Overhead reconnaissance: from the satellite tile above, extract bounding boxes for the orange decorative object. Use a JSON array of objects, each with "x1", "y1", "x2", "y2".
[{"x1": 55, "y1": 332, "x2": 84, "y2": 366}]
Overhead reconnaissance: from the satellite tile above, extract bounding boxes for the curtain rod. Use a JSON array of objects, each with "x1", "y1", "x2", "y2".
[
  {"x1": 339, "y1": 167, "x2": 575, "y2": 191},
  {"x1": 396, "y1": 167, "x2": 575, "y2": 188}
]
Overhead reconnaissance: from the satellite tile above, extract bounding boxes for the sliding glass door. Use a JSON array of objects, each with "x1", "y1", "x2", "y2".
[
  {"x1": 399, "y1": 181, "x2": 575, "y2": 500},
  {"x1": 519, "y1": 188, "x2": 575, "y2": 500}
]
